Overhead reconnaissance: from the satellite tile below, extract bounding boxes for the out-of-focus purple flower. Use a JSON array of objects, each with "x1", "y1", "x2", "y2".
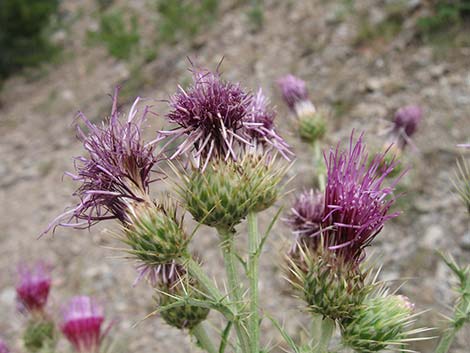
[
  {"x1": 16, "y1": 262, "x2": 52, "y2": 315},
  {"x1": 0, "y1": 338, "x2": 10, "y2": 353},
  {"x1": 277, "y1": 74, "x2": 309, "y2": 111},
  {"x1": 61, "y1": 296, "x2": 107, "y2": 353},
  {"x1": 243, "y1": 89, "x2": 292, "y2": 158},
  {"x1": 160, "y1": 68, "x2": 252, "y2": 167},
  {"x1": 285, "y1": 189, "x2": 324, "y2": 252},
  {"x1": 322, "y1": 132, "x2": 400, "y2": 263},
  {"x1": 391, "y1": 105, "x2": 422, "y2": 148},
  {"x1": 42, "y1": 88, "x2": 160, "y2": 234},
  {"x1": 458, "y1": 143, "x2": 470, "y2": 148}
]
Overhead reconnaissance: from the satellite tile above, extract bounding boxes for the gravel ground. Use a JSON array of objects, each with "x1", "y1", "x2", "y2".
[{"x1": 1, "y1": 0, "x2": 469, "y2": 352}]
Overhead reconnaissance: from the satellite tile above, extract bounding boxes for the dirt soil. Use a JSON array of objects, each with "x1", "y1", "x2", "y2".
[{"x1": 1, "y1": 0, "x2": 469, "y2": 352}]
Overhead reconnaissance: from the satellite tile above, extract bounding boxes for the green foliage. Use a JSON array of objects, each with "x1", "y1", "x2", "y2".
[
  {"x1": 156, "y1": 0, "x2": 218, "y2": 43},
  {"x1": 0, "y1": 0, "x2": 60, "y2": 80},
  {"x1": 417, "y1": 1, "x2": 470, "y2": 38},
  {"x1": 355, "y1": 7, "x2": 405, "y2": 46},
  {"x1": 88, "y1": 10, "x2": 140, "y2": 60},
  {"x1": 23, "y1": 320, "x2": 56, "y2": 353}
]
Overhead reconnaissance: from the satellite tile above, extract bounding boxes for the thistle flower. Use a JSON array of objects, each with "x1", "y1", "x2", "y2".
[
  {"x1": 161, "y1": 68, "x2": 252, "y2": 167},
  {"x1": 61, "y1": 296, "x2": 108, "y2": 353},
  {"x1": 16, "y1": 262, "x2": 52, "y2": 315},
  {"x1": 285, "y1": 189, "x2": 324, "y2": 254},
  {"x1": 277, "y1": 74, "x2": 309, "y2": 111},
  {"x1": 389, "y1": 105, "x2": 422, "y2": 149},
  {"x1": 322, "y1": 132, "x2": 400, "y2": 264},
  {"x1": 341, "y1": 293, "x2": 422, "y2": 352},
  {"x1": 43, "y1": 88, "x2": 159, "y2": 234},
  {"x1": 243, "y1": 89, "x2": 292, "y2": 158},
  {"x1": 0, "y1": 338, "x2": 9, "y2": 353}
]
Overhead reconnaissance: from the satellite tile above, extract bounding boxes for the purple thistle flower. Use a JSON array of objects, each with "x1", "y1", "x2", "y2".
[
  {"x1": 0, "y1": 338, "x2": 10, "y2": 353},
  {"x1": 285, "y1": 189, "x2": 324, "y2": 253},
  {"x1": 61, "y1": 296, "x2": 108, "y2": 353},
  {"x1": 243, "y1": 88, "x2": 292, "y2": 158},
  {"x1": 391, "y1": 105, "x2": 423, "y2": 149},
  {"x1": 16, "y1": 262, "x2": 52, "y2": 315},
  {"x1": 458, "y1": 143, "x2": 470, "y2": 148},
  {"x1": 277, "y1": 74, "x2": 309, "y2": 111},
  {"x1": 160, "y1": 68, "x2": 253, "y2": 167},
  {"x1": 322, "y1": 132, "x2": 400, "y2": 263},
  {"x1": 43, "y1": 88, "x2": 160, "y2": 234}
]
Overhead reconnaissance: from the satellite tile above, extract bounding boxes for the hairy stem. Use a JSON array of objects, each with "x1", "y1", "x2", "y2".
[
  {"x1": 186, "y1": 257, "x2": 225, "y2": 303},
  {"x1": 248, "y1": 212, "x2": 260, "y2": 353},
  {"x1": 218, "y1": 228, "x2": 251, "y2": 353},
  {"x1": 191, "y1": 322, "x2": 218, "y2": 353}
]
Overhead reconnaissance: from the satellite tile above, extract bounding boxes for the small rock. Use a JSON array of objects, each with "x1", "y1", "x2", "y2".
[{"x1": 421, "y1": 225, "x2": 445, "y2": 249}]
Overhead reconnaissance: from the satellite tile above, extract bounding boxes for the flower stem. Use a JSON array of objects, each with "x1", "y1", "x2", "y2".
[
  {"x1": 312, "y1": 140, "x2": 325, "y2": 191},
  {"x1": 218, "y1": 228, "x2": 251, "y2": 353},
  {"x1": 191, "y1": 322, "x2": 218, "y2": 353},
  {"x1": 186, "y1": 257, "x2": 225, "y2": 303},
  {"x1": 248, "y1": 212, "x2": 260, "y2": 353},
  {"x1": 311, "y1": 315, "x2": 334, "y2": 353},
  {"x1": 434, "y1": 327, "x2": 458, "y2": 353}
]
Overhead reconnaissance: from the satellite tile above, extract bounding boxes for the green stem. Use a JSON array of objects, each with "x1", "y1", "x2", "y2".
[
  {"x1": 312, "y1": 140, "x2": 325, "y2": 191},
  {"x1": 218, "y1": 228, "x2": 251, "y2": 353},
  {"x1": 248, "y1": 212, "x2": 260, "y2": 353},
  {"x1": 186, "y1": 257, "x2": 225, "y2": 303},
  {"x1": 191, "y1": 322, "x2": 218, "y2": 353},
  {"x1": 313, "y1": 317, "x2": 335, "y2": 353},
  {"x1": 434, "y1": 327, "x2": 458, "y2": 353}
]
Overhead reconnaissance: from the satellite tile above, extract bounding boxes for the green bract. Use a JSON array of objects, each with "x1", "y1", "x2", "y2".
[
  {"x1": 298, "y1": 112, "x2": 326, "y2": 144},
  {"x1": 123, "y1": 200, "x2": 189, "y2": 265},
  {"x1": 23, "y1": 319, "x2": 56, "y2": 353}
]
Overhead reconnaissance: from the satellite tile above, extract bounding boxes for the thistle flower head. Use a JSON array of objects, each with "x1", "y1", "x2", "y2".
[
  {"x1": 277, "y1": 74, "x2": 309, "y2": 111},
  {"x1": 0, "y1": 338, "x2": 9, "y2": 353},
  {"x1": 341, "y1": 293, "x2": 421, "y2": 352},
  {"x1": 322, "y1": 132, "x2": 400, "y2": 263},
  {"x1": 43, "y1": 89, "x2": 160, "y2": 234},
  {"x1": 23, "y1": 319, "x2": 56, "y2": 352},
  {"x1": 285, "y1": 189, "x2": 324, "y2": 253},
  {"x1": 16, "y1": 262, "x2": 52, "y2": 315},
  {"x1": 61, "y1": 296, "x2": 107, "y2": 353},
  {"x1": 390, "y1": 105, "x2": 422, "y2": 149},
  {"x1": 162, "y1": 68, "x2": 252, "y2": 166}
]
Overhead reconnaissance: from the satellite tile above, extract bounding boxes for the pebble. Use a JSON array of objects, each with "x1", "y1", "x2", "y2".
[{"x1": 460, "y1": 231, "x2": 470, "y2": 251}]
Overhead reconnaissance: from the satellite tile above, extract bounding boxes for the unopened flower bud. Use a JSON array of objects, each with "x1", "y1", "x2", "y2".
[
  {"x1": 158, "y1": 271, "x2": 210, "y2": 330},
  {"x1": 341, "y1": 294, "x2": 416, "y2": 352},
  {"x1": 23, "y1": 319, "x2": 56, "y2": 353}
]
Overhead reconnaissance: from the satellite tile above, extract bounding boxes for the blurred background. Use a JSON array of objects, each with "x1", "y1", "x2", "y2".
[{"x1": 0, "y1": 0, "x2": 470, "y2": 352}]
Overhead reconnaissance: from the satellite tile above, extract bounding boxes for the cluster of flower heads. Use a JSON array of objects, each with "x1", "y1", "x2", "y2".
[
  {"x1": 160, "y1": 67, "x2": 292, "y2": 169},
  {"x1": 287, "y1": 132, "x2": 401, "y2": 264},
  {"x1": 15, "y1": 261, "x2": 108, "y2": 353}
]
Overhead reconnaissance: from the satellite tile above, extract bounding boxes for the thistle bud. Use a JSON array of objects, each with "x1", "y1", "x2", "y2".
[
  {"x1": 298, "y1": 109, "x2": 327, "y2": 144},
  {"x1": 180, "y1": 159, "x2": 252, "y2": 231},
  {"x1": 388, "y1": 105, "x2": 423, "y2": 150},
  {"x1": 16, "y1": 262, "x2": 52, "y2": 316},
  {"x1": 0, "y1": 338, "x2": 10, "y2": 353},
  {"x1": 61, "y1": 296, "x2": 107, "y2": 353},
  {"x1": 158, "y1": 270, "x2": 210, "y2": 330},
  {"x1": 123, "y1": 200, "x2": 189, "y2": 266},
  {"x1": 23, "y1": 319, "x2": 56, "y2": 353},
  {"x1": 341, "y1": 294, "x2": 416, "y2": 352},
  {"x1": 289, "y1": 247, "x2": 370, "y2": 320}
]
